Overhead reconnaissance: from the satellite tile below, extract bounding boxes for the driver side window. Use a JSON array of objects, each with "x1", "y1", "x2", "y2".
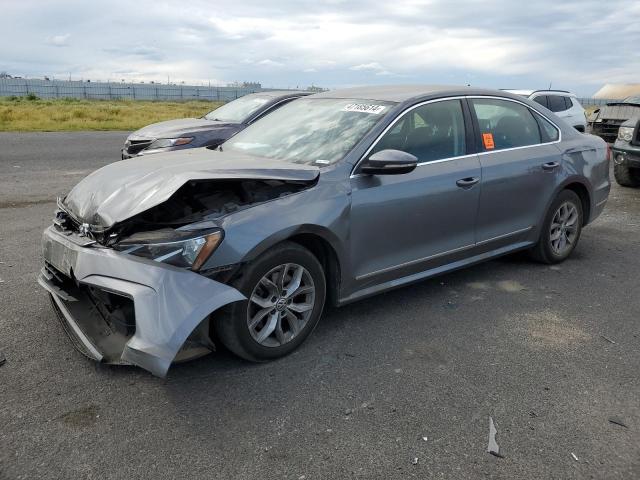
[{"x1": 371, "y1": 100, "x2": 467, "y2": 163}]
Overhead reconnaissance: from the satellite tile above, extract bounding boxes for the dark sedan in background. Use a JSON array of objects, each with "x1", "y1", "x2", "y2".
[{"x1": 121, "y1": 90, "x2": 310, "y2": 158}]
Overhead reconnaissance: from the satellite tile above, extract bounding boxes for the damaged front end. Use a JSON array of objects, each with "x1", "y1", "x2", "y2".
[
  {"x1": 39, "y1": 225, "x2": 245, "y2": 377},
  {"x1": 39, "y1": 153, "x2": 319, "y2": 376}
]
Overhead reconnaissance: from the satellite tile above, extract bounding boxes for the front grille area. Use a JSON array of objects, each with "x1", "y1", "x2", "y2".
[
  {"x1": 44, "y1": 262, "x2": 136, "y2": 362},
  {"x1": 126, "y1": 139, "x2": 153, "y2": 155},
  {"x1": 591, "y1": 120, "x2": 624, "y2": 142},
  {"x1": 53, "y1": 209, "x2": 80, "y2": 234}
]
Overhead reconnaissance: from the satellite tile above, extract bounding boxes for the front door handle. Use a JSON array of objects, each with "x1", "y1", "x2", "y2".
[
  {"x1": 542, "y1": 161, "x2": 560, "y2": 171},
  {"x1": 456, "y1": 177, "x2": 480, "y2": 188}
]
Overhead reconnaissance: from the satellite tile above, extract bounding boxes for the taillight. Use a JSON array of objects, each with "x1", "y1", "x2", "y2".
[{"x1": 606, "y1": 144, "x2": 612, "y2": 163}]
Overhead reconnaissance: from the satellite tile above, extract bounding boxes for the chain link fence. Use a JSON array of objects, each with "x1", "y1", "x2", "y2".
[
  {"x1": 0, "y1": 79, "x2": 621, "y2": 108},
  {"x1": 576, "y1": 98, "x2": 618, "y2": 107},
  {"x1": 0, "y1": 78, "x2": 271, "y2": 101}
]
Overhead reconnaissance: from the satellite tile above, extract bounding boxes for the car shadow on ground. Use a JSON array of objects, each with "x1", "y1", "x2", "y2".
[{"x1": 159, "y1": 248, "x2": 551, "y2": 384}]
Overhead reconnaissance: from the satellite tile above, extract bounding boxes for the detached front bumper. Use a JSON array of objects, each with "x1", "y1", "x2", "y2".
[{"x1": 38, "y1": 226, "x2": 245, "y2": 377}]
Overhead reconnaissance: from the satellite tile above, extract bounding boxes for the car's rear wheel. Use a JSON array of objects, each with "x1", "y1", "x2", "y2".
[
  {"x1": 214, "y1": 242, "x2": 326, "y2": 362},
  {"x1": 614, "y1": 164, "x2": 640, "y2": 188},
  {"x1": 530, "y1": 190, "x2": 583, "y2": 264}
]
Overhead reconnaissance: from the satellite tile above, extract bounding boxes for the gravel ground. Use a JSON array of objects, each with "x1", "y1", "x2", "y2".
[{"x1": 0, "y1": 132, "x2": 639, "y2": 480}]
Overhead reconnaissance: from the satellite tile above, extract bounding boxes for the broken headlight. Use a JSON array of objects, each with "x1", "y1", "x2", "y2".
[
  {"x1": 147, "y1": 137, "x2": 194, "y2": 149},
  {"x1": 114, "y1": 229, "x2": 223, "y2": 271}
]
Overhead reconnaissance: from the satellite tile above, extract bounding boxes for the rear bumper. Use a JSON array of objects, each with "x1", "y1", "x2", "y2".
[{"x1": 39, "y1": 226, "x2": 245, "y2": 377}]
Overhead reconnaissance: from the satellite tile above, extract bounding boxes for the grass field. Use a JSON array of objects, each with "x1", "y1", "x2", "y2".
[{"x1": 0, "y1": 96, "x2": 222, "y2": 132}]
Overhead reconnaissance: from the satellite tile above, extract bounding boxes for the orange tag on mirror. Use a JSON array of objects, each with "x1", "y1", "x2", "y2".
[{"x1": 482, "y1": 133, "x2": 495, "y2": 149}]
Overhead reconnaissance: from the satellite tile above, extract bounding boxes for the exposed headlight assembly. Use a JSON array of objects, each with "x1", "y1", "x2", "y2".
[
  {"x1": 147, "y1": 137, "x2": 194, "y2": 149},
  {"x1": 617, "y1": 127, "x2": 634, "y2": 142},
  {"x1": 114, "y1": 229, "x2": 223, "y2": 271}
]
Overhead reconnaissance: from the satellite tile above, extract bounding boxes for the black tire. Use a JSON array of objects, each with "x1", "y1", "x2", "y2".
[
  {"x1": 529, "y1": 190, "x2": 583, "y2": 264},
  {"x1": 614, "y1": 163, "x2": 640, "y2": 188},
  {"x1": 214, "y1": 241, "x2": 326, "y2": 362}
]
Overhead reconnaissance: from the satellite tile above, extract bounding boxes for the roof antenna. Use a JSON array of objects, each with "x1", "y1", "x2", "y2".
[{"x1": 548, "y1": 82, "x2": 552, "y2": 90}]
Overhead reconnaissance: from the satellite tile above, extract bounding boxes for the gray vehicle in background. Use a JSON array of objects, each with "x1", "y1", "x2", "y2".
[
  {"x1": 121, "y1": 91, "x2": 309, "y2": 159},
  {"x1": 589, "y1": 96, "x2": 640, "y2": 144},
  {"x1": 40, "y1": 85, "x2": 610, "y2": 377},
  {"x1": 611, "y1": 116, "x2": 640, "y2": 187}
]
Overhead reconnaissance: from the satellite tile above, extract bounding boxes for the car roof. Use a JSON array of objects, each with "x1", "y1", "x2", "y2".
[
  {"x1": 310, "y1": 85, "x2": 527, "y2": 103},
  {"x1": 502, "y1": 89, "x2": 575, "y2": 97}
]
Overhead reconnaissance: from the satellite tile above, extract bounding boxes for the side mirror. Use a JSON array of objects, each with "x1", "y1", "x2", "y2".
[{"x1": 360, "y1": 149, "x2": 418, "y2": 175}]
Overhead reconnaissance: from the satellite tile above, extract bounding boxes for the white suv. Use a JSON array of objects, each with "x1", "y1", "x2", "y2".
[{"x1": 504, "y1": 90, "x2": 587, "y2": 132}]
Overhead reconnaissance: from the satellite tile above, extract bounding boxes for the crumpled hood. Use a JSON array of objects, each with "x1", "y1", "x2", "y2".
[
  {"x1": 131, "y1": 118, "x2": 235, "y2": 139},
  {"x1": 63, "y1": 148, "x2": 320, "y2": 228},
  {"x1": 594, "y1": 104, "x2": 640, "y2": 121}
]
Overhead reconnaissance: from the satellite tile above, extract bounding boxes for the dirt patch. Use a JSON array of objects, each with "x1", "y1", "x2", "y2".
[
  {"x1": 57, "y1": 405, "x2": 100, "y2": 428},
  {"x1": 524, "y1": 311, "x2": 591, "y2": 348},
  {"x1": 496, "y1": 280, "x2": 526, "y2": 292},
  {"x1": 467, "y1": 281, "x2": 490, "y2": 290}
]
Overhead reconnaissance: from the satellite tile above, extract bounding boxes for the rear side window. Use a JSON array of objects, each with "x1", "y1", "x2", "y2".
[
  {"x1": 565, "y1": 97, "x2": 574, "y2": 109},
  {"x1": 372, "y1": 99, "x2": 467, "y2": 162},
  {"x1": 533, "y1": 95, "x2": 549, "y2": 108},
  {"x1": 471, "y1": 98, "x2": 541, "y2": 151},
  {"x1": 547, "y1": 95, "x2": 568, "y2": 112},
  {"x1": 533, "y1": 111, "x2": 560, "y2": 142}
]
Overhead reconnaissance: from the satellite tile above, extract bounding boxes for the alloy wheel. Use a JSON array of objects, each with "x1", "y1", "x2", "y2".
[
  {"x1": 247, "y1": 263, "x2": 316, "y2": 347},
  {"x1": 549, "y1": 201, "x2": 579, "y2": 256}
]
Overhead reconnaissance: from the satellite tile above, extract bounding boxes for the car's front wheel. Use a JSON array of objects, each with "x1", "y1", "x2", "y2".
[
  {"x1": 214, "y1": 242, "x2": 326, "y2": 362},
  {"x1": 530, "y1": 190, "x2": 584, "y2": 264}
]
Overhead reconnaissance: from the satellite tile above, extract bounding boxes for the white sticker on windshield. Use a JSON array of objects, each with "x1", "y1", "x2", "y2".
[{"x1": 342, "y1": 103, "x2": 387, "y2": 114}]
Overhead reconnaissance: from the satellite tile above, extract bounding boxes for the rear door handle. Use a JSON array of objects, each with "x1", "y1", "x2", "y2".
[
  {"x1": 456, "y1": 177, "x2": 480, "y2": 188},
  {"x1": 542, "y1": 161, "x2": 560, "y2": 171}
]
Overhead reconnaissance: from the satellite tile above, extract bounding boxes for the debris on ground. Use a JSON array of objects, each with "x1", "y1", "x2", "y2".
[
  {"x1": 0, "y1": 351, "x2": 5, "y2": 367},
  {"x1": 571, "y1": 452, "x2": 579, "y2": 461},
  {"x1": 487, "y1": 416, "x2": 503, "y2": 458},
  {"x1": 422, "y1": 436, "x2": 428, "y2": 442},
  {"x1": 412, "y1": 457, "x2": 418, "y2": 465},
  {"x1": 601, "y1": 335, "x2": 616, "y2": 344},
  {"x1": 608, "y1": 416, "x2": 628, "y2": 428}
]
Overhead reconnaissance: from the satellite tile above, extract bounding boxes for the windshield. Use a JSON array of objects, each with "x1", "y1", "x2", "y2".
[
  {"x1": 204, "y1": 95, "x2": 271, "y2": 122},
  {"x1": 623, "y1": 96, "x2": 640, "y2": 104},
  {"x1": 223, "y1": 98, "x2": 394, "y2": 165}
]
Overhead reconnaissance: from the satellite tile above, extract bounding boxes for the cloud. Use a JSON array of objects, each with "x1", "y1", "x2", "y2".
[
  {"x1": 350, "y1": 62, "x2": 395, "y2": 76},
  {"x1": 45, "y1": 34, "x2": 70, "y2": 47},
  {"x1": 256, "y1": 59, "x2": 285, "y2": 67},
  {"x1": 1, "y1": 0, "x2": 638, "y2": 95},
  {"x1": 349, "y1": 62, "x2": 385, "y2": 72}
]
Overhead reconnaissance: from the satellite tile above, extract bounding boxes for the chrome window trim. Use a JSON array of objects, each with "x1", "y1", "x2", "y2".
[{"x1": 350, "y1": 95, "x2": 562, "y2": 178}]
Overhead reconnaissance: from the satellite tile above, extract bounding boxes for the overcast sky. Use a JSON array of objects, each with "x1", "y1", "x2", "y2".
[{"x1": 1, "y1": 0, "x2": 638, "y2": 96}]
